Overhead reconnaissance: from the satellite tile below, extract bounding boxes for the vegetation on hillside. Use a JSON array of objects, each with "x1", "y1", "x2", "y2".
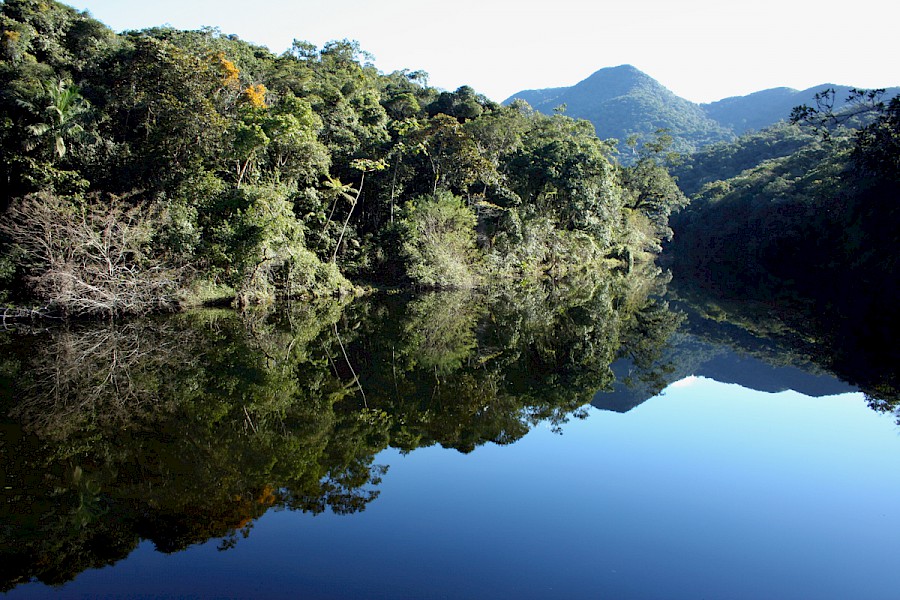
[
  {"x1": 0, "y1": 0, "x2": 686, "y2": 316},
  {"x1": 670, "y1": 87, "x2": 899, "y2": 282},
  {"x1": 506, "y1": 65, "x2": 734, "y2": 157},
  {"x1": 668, "y1": 88, "x2": 900, "y2": 398},
  {"x1": 671, "y1": 122, "x2": 818, "y2": 196}
]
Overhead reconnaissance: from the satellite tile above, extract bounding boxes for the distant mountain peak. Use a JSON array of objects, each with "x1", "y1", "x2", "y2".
[
  {"x1": 591, "y1": 64, "x2": 645, "y2": 76},
  {"x1": 505, "y1": 68, "x2": 899, "y2": 153},
  {"x1": 504, "y1": 66, "x2": 733, "y2": 155}
]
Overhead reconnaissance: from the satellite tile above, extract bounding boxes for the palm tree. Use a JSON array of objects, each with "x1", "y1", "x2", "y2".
[{"x1": 20, "y1": 79, "x2": 89, "y2": 158}]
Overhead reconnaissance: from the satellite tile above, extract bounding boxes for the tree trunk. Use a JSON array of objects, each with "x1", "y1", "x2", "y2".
[{"x1": 332, "y1": 172, "x2": 365, "y2": 263}]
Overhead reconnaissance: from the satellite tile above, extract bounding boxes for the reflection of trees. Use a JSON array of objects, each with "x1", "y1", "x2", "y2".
[
  {"x1": 0, "y1": 264, "x2": 682, "y2": 591},
  {"x1": 10, "y1": 321, "x2": 198, "y2": 440},
  {"x1": 616, "y1": 294, "x2": 683, "y2": 396},
  {"x1": 345, "y1": 264, "x2": 680, "y2": 449},
  {"x1": 0, "y1": 303, "x2": 388, "y2": 591},
  {"x1": 403, "y1": 291, "x2": 485, "y2": 374}
]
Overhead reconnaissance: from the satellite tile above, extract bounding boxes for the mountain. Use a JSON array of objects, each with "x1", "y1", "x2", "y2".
[
  {"x1": 702, "y1": 87, "x2": 803, "y2": 135},
  {"x1": 703, "y1": 84, "x2": 900, "y2": 135},
  {"x1": 505, "y1": 65, "x2": 735, "y2": 155},
  {"x1": 507, "y1": 67, "x2": 900, "y2": 155}
]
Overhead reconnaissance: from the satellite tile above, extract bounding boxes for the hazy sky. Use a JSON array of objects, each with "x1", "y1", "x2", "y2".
[{"x1": 66, "y1": 0, "x2": 897, "y2": 104}]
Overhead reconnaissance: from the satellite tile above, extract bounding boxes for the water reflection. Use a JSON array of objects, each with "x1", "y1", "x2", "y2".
[
  {"x1": 2, "y1": 260, "x2": 899, "y2": 593},
  {"x1": 0, "y1": 304, "x2": 390, "y2": 590},
  {"x1": 0, "y1": 266, "x2": 681, "y2": 591},
  {"x1": 667, "y1": 259, "x2": 900, "y2": 414}
]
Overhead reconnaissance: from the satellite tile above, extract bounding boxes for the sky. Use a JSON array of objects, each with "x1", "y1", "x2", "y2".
[{"x1": 65, "y1": 0, "x2": 898, "y2": 104}]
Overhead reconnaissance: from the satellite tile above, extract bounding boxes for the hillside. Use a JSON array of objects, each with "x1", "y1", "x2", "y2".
[
  {"x1": 703, "y1": 84, "x2": 900, "y2": 135},
  {"x1": 505, "y1": 65, "x2": 734, "y2": 155},
  {"x1": 702, "y1": 87, "x2": 804, "y2": 135},
  {"x1": 508, "y1": 68, "x2": 900, "y2": 157},
  {"x1": 671, "y1": 123, "x2": 818, "y2": 196}
]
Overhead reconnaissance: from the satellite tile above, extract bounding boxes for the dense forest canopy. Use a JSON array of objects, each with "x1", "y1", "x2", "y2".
[
  {"x1": 0, "y1": 0, "x2": 687, "y2": 316},
  {"x1": 670, "y1": 86, "x2": 900, "y2": 285}
]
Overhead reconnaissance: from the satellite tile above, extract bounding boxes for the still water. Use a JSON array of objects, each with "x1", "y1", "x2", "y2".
[{"x1": 2, "y1": 278, "x2": 899, "y2": 599}]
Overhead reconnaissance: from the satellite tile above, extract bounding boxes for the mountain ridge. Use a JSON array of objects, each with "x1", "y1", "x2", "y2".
[
  {"x1": 506, "y1": 65, "x2": 734, "y2": 154},
  {"x1": 506, "y1": 66, "x2": 900, "y2": 149}
]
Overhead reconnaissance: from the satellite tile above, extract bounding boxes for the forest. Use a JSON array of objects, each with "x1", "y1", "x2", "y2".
[
  {"x1": 0, "y1": 0, "x2": 687, "y2": 316},
  {"x1": 670, "y1": 86, "x2": 900, "y2": 304},
  {"x1": 665, "y1": 85, "x2": 900, "y2": 419}
]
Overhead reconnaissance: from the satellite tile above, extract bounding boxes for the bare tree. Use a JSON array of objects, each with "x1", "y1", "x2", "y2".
[{"x1": 1, "y1": 192, "x2": 185, "y2": 316}]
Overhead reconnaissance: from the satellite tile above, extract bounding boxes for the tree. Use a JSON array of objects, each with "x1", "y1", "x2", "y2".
[
  {"x1": 0, "y1": 192, "x2": 185, "y2": 315},
  {"x1": 618, "y1": 129, "x2": 688, "y2": 253},
  {"x1": 98, "y1": 35, "x2": 227, "y2": 194},
  {"x1": 333, "y1": 158, "x2": 387, "y2": 263},
  {"x1": 411, "y1": 113, "x2": 493, "y2": 195},
  {"x1": 399, "y1": 190, "x2": 481, "y2": 288},
  {"x1": 19, "y1": 78, "x2": 89, "y2": 158},
  {"x1": 853, "y1": 95, "x2": 900, "y2": 181},
  {"x1": 790, "y1": 87, "x2": 889, "y2": 141}
]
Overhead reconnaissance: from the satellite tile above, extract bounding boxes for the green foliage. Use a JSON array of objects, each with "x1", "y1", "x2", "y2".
[
  {"x1": 617, "y1": 130, "x2": 689, "y2": 251},
  {"x1": 400, "y1": 190, "x2": 481, "y2": 288},
  {"x1": 672, "y1": 123, "x2": 817, "y2": 196},
  {"x1": 198, "y1": 183, "x2": 352, "y2": 304},
  {"x1": 853, "y1": 96, "x2": 900, "y2": 181},
  {"x1": 97, "y1": 34, "x2": 228, "y2": 193},
  {"x1": 671, "y1": 131, "x2": 854, "y2": 278},
  {"x1": 0, "y1": 0, "x2": 686, "y2": 314},
  {"x1": 18, "y1": 78, "x2": 89, "y2": 158}
]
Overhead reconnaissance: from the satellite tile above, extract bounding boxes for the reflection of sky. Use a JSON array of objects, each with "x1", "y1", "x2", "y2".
[{"x1": 13, "y1": 378, "x2": 900, "y2": 599}]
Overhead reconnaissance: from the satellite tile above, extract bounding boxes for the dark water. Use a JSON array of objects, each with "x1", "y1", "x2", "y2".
[{"x1": 2, "y1": 269, "x2": 899, "y2": 599}]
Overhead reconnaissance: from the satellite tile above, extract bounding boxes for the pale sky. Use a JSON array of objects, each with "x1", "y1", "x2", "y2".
[{"x1": 66, "y1": 0, "x2": 897, "y2": 104}]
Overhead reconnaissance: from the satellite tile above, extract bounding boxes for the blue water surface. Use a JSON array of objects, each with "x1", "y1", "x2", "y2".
[{"x1": 9, "y1": 378, "x2": 900, "y2": 599}]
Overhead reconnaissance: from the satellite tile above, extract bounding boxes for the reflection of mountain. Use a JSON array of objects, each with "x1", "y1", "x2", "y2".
[{"x1": 593, "y1": 332, "x2": 855, "y2": 413}]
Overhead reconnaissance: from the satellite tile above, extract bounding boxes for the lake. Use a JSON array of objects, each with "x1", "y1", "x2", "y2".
[{"x1": 2, "y1": 268, "x2": 899, "y2": 599}]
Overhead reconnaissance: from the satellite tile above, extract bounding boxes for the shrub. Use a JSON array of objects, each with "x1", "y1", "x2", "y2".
[
  {"x1": 1, "y1": 192, "x2": 184, "y2": 315},
  {"x1": 201, "y1": 183, "x2": 351, "y2": 305},
  {"x1": 399, "y1": 190, "x2": 481, "y2": 289}
]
